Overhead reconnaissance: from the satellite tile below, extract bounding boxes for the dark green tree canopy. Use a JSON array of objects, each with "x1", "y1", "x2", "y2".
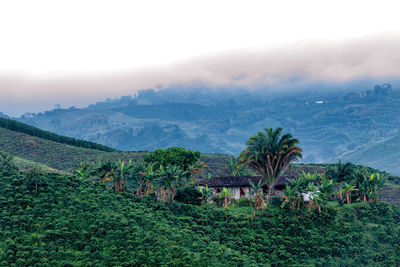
[{"x1": 143, "y1": 147, "x2": 201, "y2": 171}]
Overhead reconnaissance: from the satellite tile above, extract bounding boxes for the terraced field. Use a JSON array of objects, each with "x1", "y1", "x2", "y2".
[{"x1": 0, "y1": 127, "x2": 141, "y2": 171}]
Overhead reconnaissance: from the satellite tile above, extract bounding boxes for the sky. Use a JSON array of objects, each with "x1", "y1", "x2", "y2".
[{"x1": 1, "y1": 0, "x2": 400, "y2": 116}]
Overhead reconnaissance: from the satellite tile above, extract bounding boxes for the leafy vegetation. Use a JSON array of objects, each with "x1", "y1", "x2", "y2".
[
  {"x1": 1, "y1": 154, "x2": 400, "y2": 266},
  {"x1": 240, "y1": 127, "x2": 302, "y2": 205}
]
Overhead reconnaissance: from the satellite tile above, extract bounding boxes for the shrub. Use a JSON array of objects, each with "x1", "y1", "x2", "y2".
[
  {"x1": 236, "y1": 197, "x2": 252, "y2": 207},
  {"x1": 174, "y1": 187, "x2": 202, "y2": 205}
]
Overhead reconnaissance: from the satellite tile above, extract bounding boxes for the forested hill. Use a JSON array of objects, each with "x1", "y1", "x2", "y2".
[
  {"x1": 1, "y1": 166, "x2": 400, "y2": 265},
  {"x1": 0, "y1": 117, "x2": 116, "y2": 152}
]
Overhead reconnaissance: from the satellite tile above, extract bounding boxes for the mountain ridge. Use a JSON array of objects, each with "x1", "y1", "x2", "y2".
[{"x1": 8, "y1": 83, "x2": 400, "y2": 174}]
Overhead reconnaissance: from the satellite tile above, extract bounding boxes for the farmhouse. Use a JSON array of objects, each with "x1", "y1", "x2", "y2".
[
  {"x1": 198, "y1": 165, "x2": 327, "y2": 199},
  {"x1": 198, "y1": 176, "x2": 287, "y2": 199}
]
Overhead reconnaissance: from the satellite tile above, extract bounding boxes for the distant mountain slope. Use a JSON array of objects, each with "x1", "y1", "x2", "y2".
[
  {"x1": 338, "y1": 134, "x2": 400, "y2": 175},
  {"x1": 0, "y1": 117, "x2": 116, "y2": 152},
  {"x1": 16, "y1": 83, "x2": 400, "y2": 175}
]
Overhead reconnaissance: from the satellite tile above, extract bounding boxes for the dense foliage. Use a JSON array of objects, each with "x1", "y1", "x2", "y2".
[
  {"x1": 1, "y1": 155, "x2": 400, "y2": 266},
  {"x1": 0, "y1": 117, "x2": 116, "y2": 152},
  {"x1": 143, "y1": 147, "x2": 201, "y2": 171}
]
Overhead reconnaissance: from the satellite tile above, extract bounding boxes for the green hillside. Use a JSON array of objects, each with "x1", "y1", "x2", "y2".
[
  {"x1": 338, "y1": 134, "x2": 400, "y2": 175},
  {"x1": 0, "y1": 126, "x2": 232, "y2": 176},
  {"x1": 1, "y1": 168, "x2": 400, "y2": 266},
  {"x1": 0, "y1": 127, "x2": 140, "y2": 172},
  {"x1": 0, "y1": 117, "x2": 116, "y2": 152}
]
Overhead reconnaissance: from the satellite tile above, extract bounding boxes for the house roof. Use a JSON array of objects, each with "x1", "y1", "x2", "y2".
[
  {"x1": 197, "y1": 176, "x2": 288, "y2": 187},
  {"x1": 197, "y1": 165, "x2": 327, "y2": 188}
]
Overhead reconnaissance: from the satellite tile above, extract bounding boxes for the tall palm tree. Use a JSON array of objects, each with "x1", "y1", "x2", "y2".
[{"x1": 240, "y1": 127, "x2": 302, "y2": 206}]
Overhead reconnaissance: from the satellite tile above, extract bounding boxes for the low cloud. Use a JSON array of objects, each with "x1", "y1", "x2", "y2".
[{"x1": 1, "y1": 35, "x2": 400, "y2": 115}]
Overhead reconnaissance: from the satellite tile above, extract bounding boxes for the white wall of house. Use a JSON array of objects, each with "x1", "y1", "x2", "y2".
[{"x1": 199, "y1": 186, "x2": 253, "y2": 200}]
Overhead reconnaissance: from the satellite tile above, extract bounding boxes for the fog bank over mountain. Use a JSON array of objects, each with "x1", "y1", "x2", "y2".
[{"x1": 1, "y1": 36, "x2": 400, "y2": 116}]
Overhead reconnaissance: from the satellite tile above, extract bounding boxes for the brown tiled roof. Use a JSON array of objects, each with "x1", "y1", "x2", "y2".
[
  {"x1": 197, "y1": 165, "x2": 327, "y2": 188},
  {"x1": 198, "y1": 176, "x2": 263, "y2": 187}
]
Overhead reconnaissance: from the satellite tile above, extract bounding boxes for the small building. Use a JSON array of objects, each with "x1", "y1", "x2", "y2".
[
  {"x1": 197, "y1": 176, "x2": 288, "y2": 199},
  {"x1": 197, "y1": 165, "x2": 327, "y2": 200}
]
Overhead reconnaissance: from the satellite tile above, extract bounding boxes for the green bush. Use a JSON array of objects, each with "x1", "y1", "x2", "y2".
[
  {"x1": 174, "y1": 186, "x2": 201, "y2": 205},
  {"x1": 236, "y1": 197, "x2": 252, "y2": 207}
]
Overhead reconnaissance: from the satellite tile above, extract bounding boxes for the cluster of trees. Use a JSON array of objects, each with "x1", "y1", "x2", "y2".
[
  {"x1": 0, "y1": 117, "x2": 116, "y2": 152},
  {"x1": 326, "y1": 161, "x2": 387, "y2": 203},
  {"x1": 75, "y1": 147, "x2": 205, "y2": 203},
  {"x1": 219, "y1": 128, "x2": 388, "y2": 215},
  {"x1": 1, "y1": 151, "x2": 400, "y2": 266}
]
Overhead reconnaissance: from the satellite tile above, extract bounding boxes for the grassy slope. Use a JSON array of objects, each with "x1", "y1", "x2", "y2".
[
  {"x1": 0, "y1": 127, "x2": 141, "y2": 172},
  {"x1": 0, "y1": 127, "x2": 230, "y2": 176}
]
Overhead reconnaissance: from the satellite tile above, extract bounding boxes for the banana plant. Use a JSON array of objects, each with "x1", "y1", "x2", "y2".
[
  {"x1": 338, "y1": 183, "x2": 358, "y2": 204},
  {"x1": 199, "y1": 185, "x2": 214, "y2": 206},
  {"x1": 217, "y1": 187, "x2": 234, "y2": 209},
  {"x1": 113, "y1": 160, "x2": 132, "y2": 193},
  {"x1": 75, "y1": 162, "x2": 92, "y2": 181},
  {"x1": 249, "y1": 179, "x2": 266, "y2": 217}
]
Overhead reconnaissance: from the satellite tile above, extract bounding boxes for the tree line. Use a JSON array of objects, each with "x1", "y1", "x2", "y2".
[{"x1": 0, "y1": 117, "x2": 116, "y2": 152}]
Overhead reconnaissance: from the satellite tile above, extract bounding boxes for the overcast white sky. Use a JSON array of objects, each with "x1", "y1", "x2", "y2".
[{"x1": 1, "y1": 0, "x2": 400, "y2": 115}]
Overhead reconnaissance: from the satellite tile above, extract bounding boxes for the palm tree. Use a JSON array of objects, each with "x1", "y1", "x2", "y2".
[
  {"x1": 319, "y1": 174, "x2": 335, "y2": 201},
  {"x1": 249, "y1": 179, "x2": 265, "y2": 218},
  {"x1": 158, "y1": 165, "x2": 186, "y2": 202},
  {"x1": 199, "y1": 185, "x2": 214, "y2": 207},
  {"x1": 94, "y1": 159, "x2": 116, "y2": 185},
  {"x1": 339, "y1": 183, "x2": 358, "y2": 204},
  {"x1": 112, "y1": 160, "x2": 132, "y2": 193},
  {"x1": 326, "y1": 160, "x2": 355, "y2": 183},
  {"x1": 218, "y1": 187, "x2": 234, "y2": 209},
  {"x1": 240, "y1": 127, "x2": 302, "y2": 207},
  {"x1": 139, "y1": 163, "x2": 158, "y2": 196},
  {"x1": 129, "y1": 161, "x2": 148, "y2": 197},
  {"x1": 227, "y1": 156, "x2": 252, "y2": 176},
  {"x1": 305, "y1": 182, "x2": 320, "y2": 211},
  {"x1": 369, "y1": 173, "x2": 386, "y2": 202},
  {"x1": 359, "y1": 178, "x2": 370, "y2": 202},
  {"x1": 281, "y1": 183, "x2": 301, "y2": 211},
  {"x1": 187, "y1": 161, "x2": 207, "y2": 185}
]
